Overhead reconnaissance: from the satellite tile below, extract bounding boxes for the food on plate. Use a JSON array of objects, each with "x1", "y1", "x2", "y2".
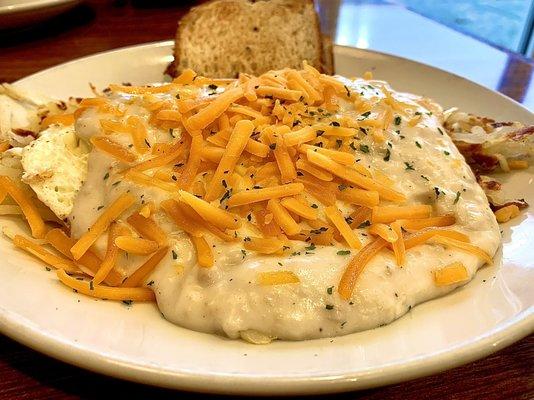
[
  {"x1": 0, "y1": 65, "x2": 530, "y2": 342},
  {"x1": 443, "y1": 108, "x2": 532, "y2": 212},
  {"x1": 167, "y1": 0, "x2": 333, "y2": 78}
]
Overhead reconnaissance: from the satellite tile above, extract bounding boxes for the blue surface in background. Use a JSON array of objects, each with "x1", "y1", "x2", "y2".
[{"x1": 395, "y1": 0, "x2": 532, "y2": 53}]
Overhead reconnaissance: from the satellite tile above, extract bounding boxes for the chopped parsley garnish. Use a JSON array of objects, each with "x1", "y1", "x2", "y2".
[
  {"x1": 404, "y1": 162, "x2": 415, "y2": 170},
  {"x1": 454, "y1": 191, "x2": 461, "y2": 204},
  {"x1": 383, "y1": 148, "x2": 391, "y2": 162},
  {"x1": 330, "y1": 121, "x2": 340, "y2": 127},
  {"x1": 305, "y1": 243, "x2": 316, "y2": 251},
  {"x1": 325, "y1": 304, "x2": 334, "y2": 310},
  {"x1": 269, "y1": 143, "x2": 276, "y2": 150},
  {"x1": 349, "y1": 142, "x2": 357, "y2": 151},
  {"x1": 437, "y1": 127, "x2": 444, "y2": 135},
  {"x1": 337, "y1": 250, "x2": 351, "y2": 256},
  {"x1": 241, "y1": 249, "x2": 247, "y2": 258},
  {"x1": 97, "y1": 205, "x2": 104, "y2": 211},
  {"x1": 103, "y1": 172, "x2": 109, "y2": 180},
  {"x1": 310, "y1": 204, "x2": 318, "y2": 209},
  {"x1": 171, "y1": 250, "x2": 178, "y2": 260},
  {"x1": 360, "y1": 111, "x2": 371, "y2": 118},
  {"x1": 420, "y1": 175, "x2": 429, "y2": 181},
  {"x1": 358, "y1": 220, "x2": 371, "y2": 229},
  {"x1": 394, "y1": 116, "x2": 401, "y2": 125},
  {"x1": 327, "y1": 286, "x2": 334, "y2": 294},
  {"x1": 434, "y1": 187, "x2": 444, "y2": 198},
  {"x1": 415, "y1": 141, "x2": 422, "y2": 148},
  {"x1": 220, "y1": 189, "x2": 232, "y2": 203},
  {"x1": 359, "y1": 144, "x2": 370, "y2": 153},
  {"x1": 444, "y1": 150, "x2": 450, "y2": 156}
]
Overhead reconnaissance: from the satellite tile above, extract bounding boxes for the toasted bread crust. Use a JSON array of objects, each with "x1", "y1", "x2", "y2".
[{"x1": 168, "y1": 0, "x2": 332, "y2": 78}]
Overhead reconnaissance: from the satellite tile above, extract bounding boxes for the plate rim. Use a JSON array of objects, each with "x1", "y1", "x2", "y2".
[
  {"x1": 3, "y1": 40, "x2": 533, "y2": 395},
  {"x1": 0, "y1": 0, "x2": 79, "y2": 15}
]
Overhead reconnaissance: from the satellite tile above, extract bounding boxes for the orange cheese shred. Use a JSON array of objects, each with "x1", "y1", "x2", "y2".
[
  {"x1": 338, "y1": 237, "x2": 388, "y2": 300},
  {"x1": 46, "y1": 228, "x2": 122, "y2": 286},
  {"x1": 186, "y1": 86, "x2": 244, "y2": 130},
  {"x1": 122, "y1": 246, "x2": 169, "y2": 287},
  {"x1": 205, "y1": 120, "x2": 254, "y2": 201},
  {"x1": 267, "y1": 198, "x2": 301, "y2": 236},
  {"x1": 324, "y1": 206, "x2": 362, "y2": 249},
  {"x1": 369, "y1": 223, "x2": 398, "y2": 243},
  {"x1": 390, "y1": 221, "x2": 406, "y2": 266},
  {"x1": 92, "y1": 222, "x2": 129, "y2": 285},
  {"x1": 227, "y1": 183, "x2": 304, "y2": 207},
  {"x1": 0, "y1": 175, "x2": 46, "y2": 239},
  {"x1": 431, "y1": 236, "x2": 493, "y2": 264},
  {"x1": 57, "y1": 269, "x2": 155, "y2": 301},
  {"x1": 13, "y1": 234, "x2": 79, "y2": 273},
  {"x1": 70, "y1": 193, "x2": 136, "y2": 260},
  {"x1": 126, "y1": 212, "x2": 168, "y2": 246},
  {"x1": 90, "y1": 136, "x2": 138, "y2": 163},
  {"x1": 191, "y1": 235, "x2": 213, "y2": 267},
  {"x1": 179, "y1": 190, "x2": 240, "y2": 230}
]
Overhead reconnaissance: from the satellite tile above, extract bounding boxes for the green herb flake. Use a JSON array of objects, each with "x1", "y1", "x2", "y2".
[
  {"x1": 327, "y1": 286, "x2": 334, "y2": 295},
  {"x1": 383, "y1": 148, "x2": 391, "y2": 162},
  {"x1": 394, "y1": 116, "x2": 401, "y2": 125},
  {"x1": 171, "y1": 250, "x2": 178, "y2": 260},
  {"x1": 358, "y1": 220, "x2": 371, "y2": 229},
  {"x1": 359, "y1": 144, "x2": 370, "y2": 153},
  {"x1": 325, "y1": 304, "x2": 334, "y2": 310},
  {"x1": 415, "y1": 141, "x2": 422, "y2": 149},
  {"x1": 337, "y1": 250, "x2": 351, "y2": 256},
  {"x1": 103, "y1": 172, "x2": 110, "y2": 180},
  {"x1": 454, "y1": 191, "x2": 461, "y2": 204},
  {"x1": 404, "y1": 162, "x2": 415, "y2": 171},
  {"x1": 305, "y1": 243, "x2": 316, "y2": 251}
]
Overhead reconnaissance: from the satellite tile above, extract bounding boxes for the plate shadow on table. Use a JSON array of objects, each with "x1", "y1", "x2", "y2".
[{"x1": 1, "y1": 334, "x2": 531, "y2": 399}]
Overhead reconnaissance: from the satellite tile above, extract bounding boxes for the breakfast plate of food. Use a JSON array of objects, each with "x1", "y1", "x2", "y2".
[{"x1": 0, "y1": 0, "x2": 532, "y2": 395}]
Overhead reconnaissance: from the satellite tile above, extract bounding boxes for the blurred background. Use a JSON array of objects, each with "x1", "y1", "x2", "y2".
[
  {"x1": 317, "y1": 0, "x2": 534, "y2": 57},
  {"x1": 1, "y1": 0, "x2": 533, "y2": 106}
]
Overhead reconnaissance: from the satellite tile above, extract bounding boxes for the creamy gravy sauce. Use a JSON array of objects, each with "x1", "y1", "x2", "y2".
[{"x1": 68, "y1": 78, "x2": 500, "y2": 340}]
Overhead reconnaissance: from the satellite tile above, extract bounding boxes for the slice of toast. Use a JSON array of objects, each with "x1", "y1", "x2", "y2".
[{"x1": 168, "y1": 0, "x2": 333, "y2": 78}]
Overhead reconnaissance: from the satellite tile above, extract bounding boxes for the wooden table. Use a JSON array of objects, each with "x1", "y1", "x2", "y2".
[{"x1": 0, "y1": 1, "x2": 532, "y2": 398}]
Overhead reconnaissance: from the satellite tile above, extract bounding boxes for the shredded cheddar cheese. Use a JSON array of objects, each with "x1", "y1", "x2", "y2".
[{"x1": 3, "y1": 65, "x2": 499, "y2": 307}]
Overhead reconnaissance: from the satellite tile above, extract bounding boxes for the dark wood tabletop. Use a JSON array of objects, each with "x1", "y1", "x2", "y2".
[{"x1": 0, "y1": 1, "x2": 533, "y2": 399}]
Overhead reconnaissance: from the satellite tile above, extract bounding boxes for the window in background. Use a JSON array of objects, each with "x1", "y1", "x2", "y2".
[{"x1": 396, "y1": 0, "x2": 534, "y2": 55}]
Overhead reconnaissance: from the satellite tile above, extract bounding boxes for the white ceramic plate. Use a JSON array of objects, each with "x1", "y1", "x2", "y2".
[
  {"x1": 0, "y1": 0, "x2": 80, "y2": 30},
  {"x1": 2, "y1": 42, "x2": 533, "y2": 395}
]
